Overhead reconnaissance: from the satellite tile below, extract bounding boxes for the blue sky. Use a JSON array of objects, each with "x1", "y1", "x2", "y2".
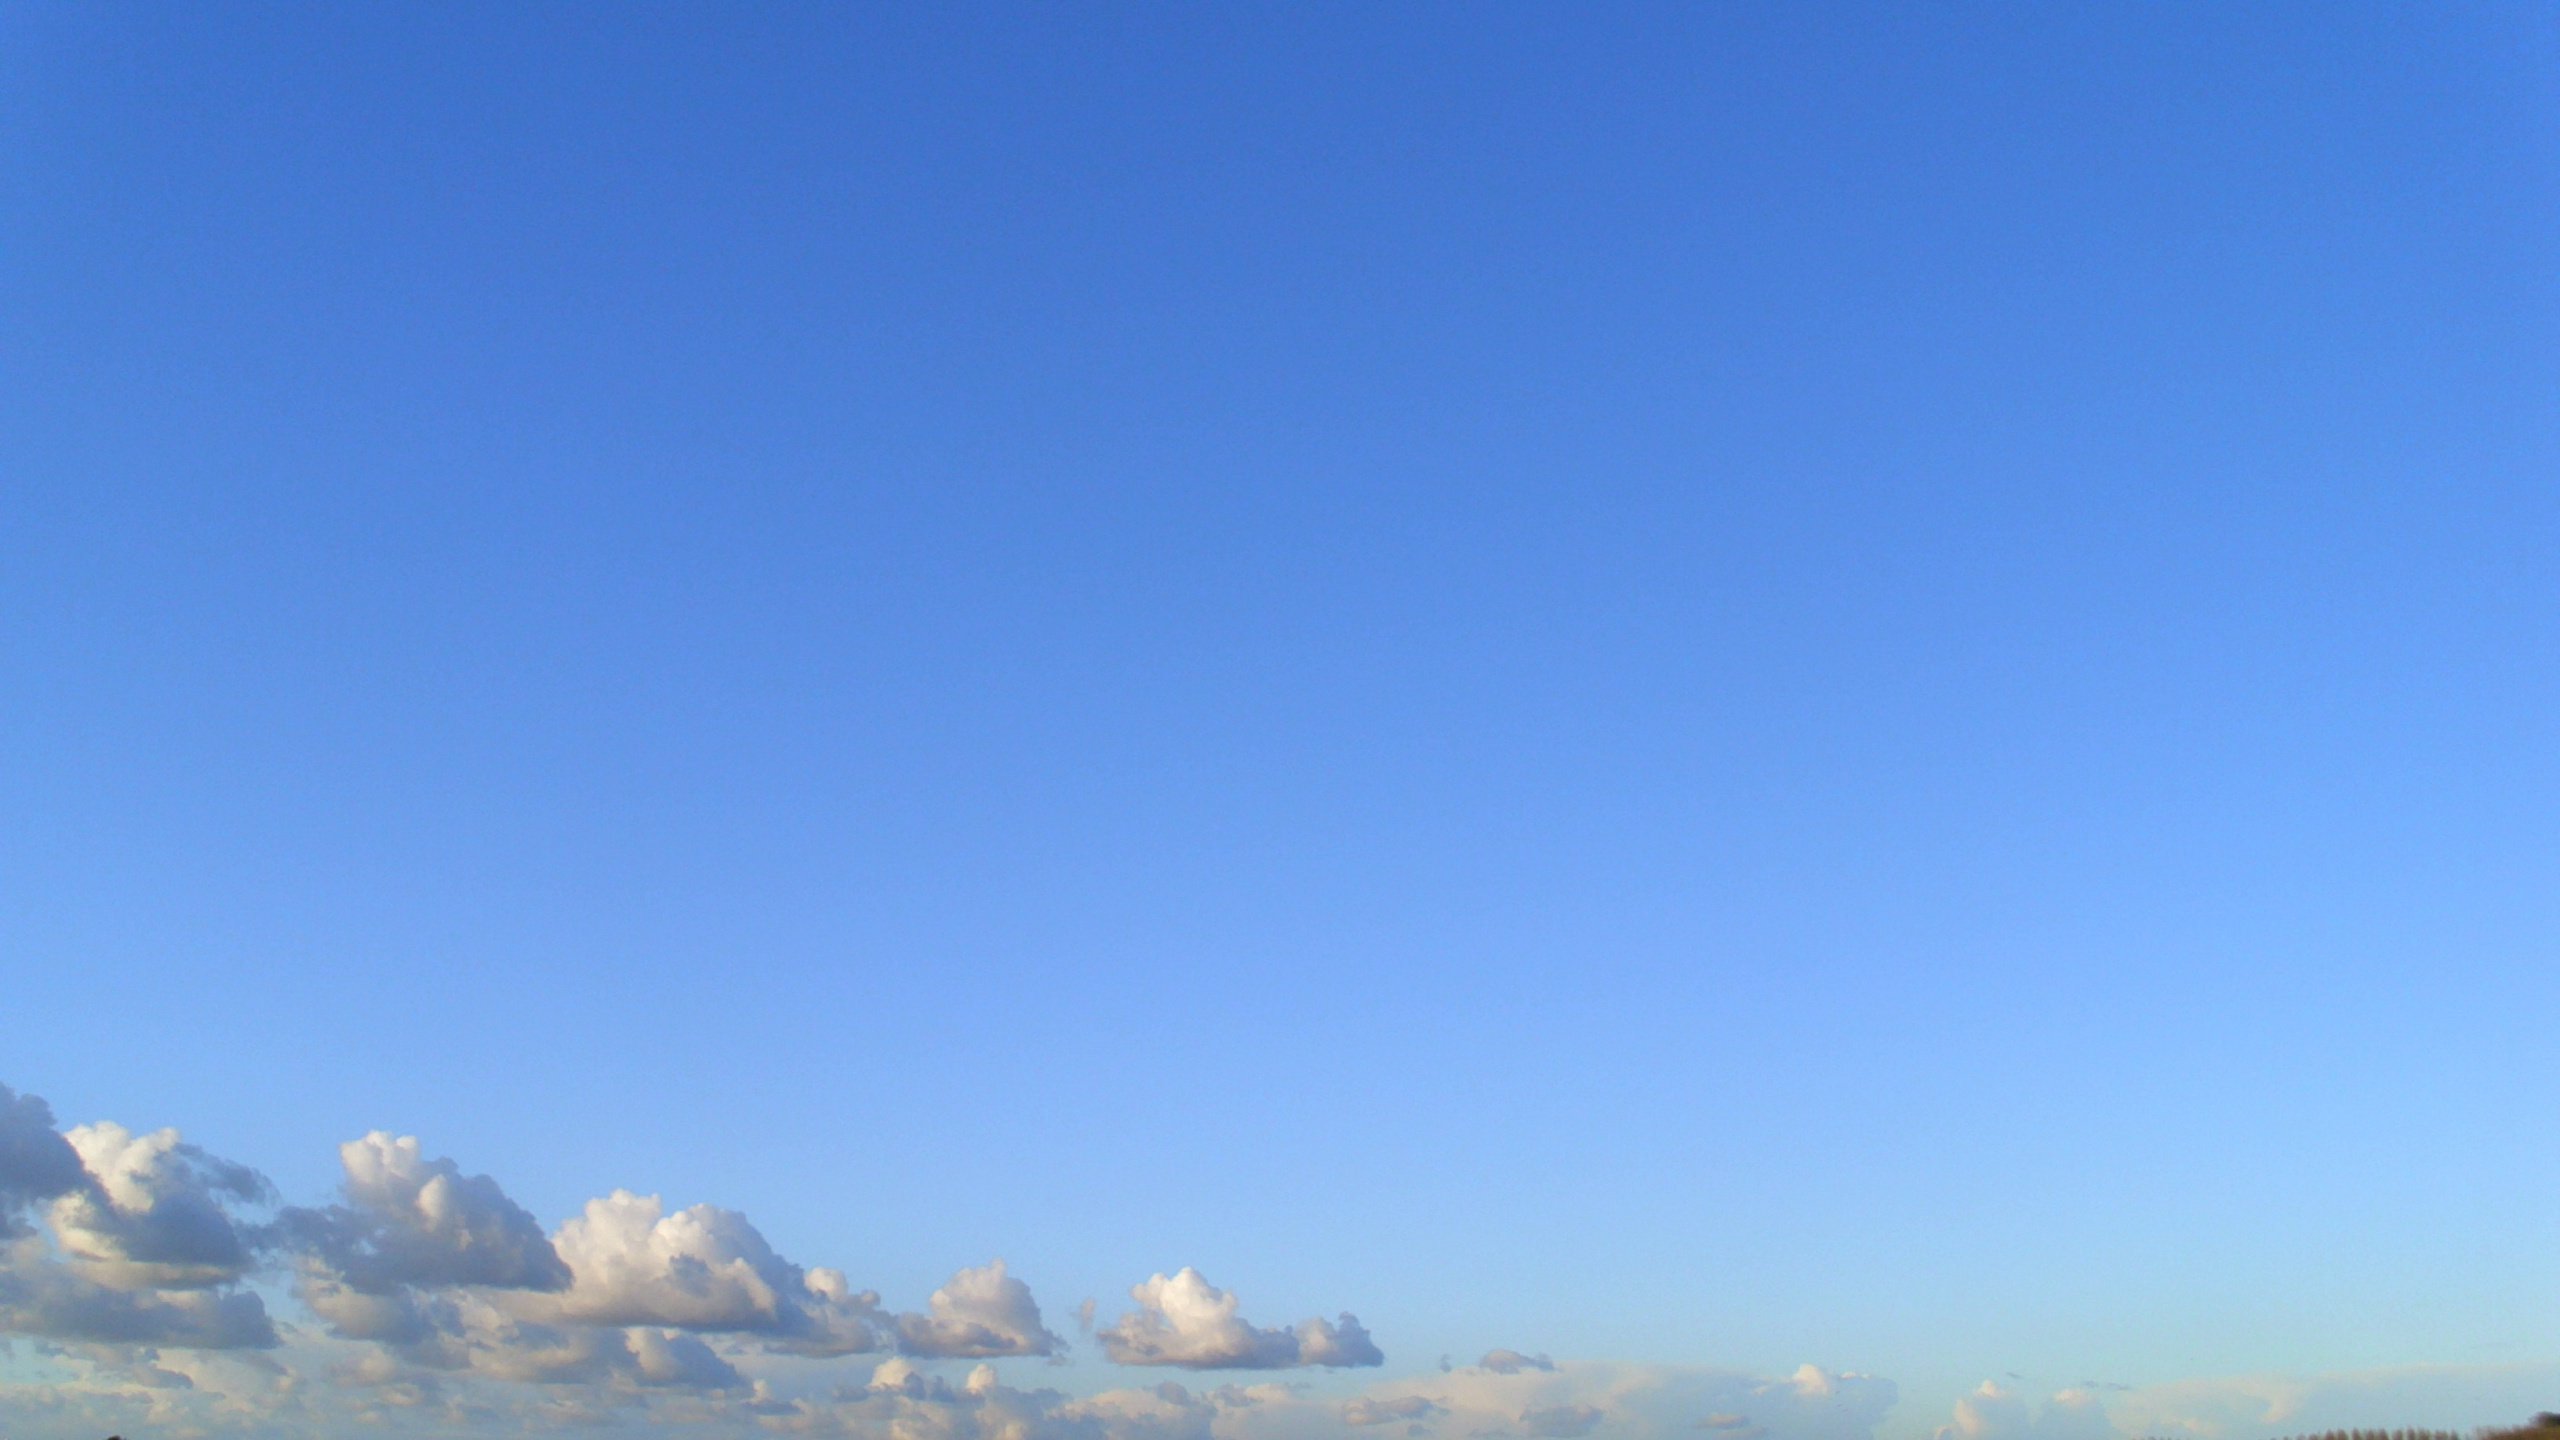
[{"x1": 3, "y1": 6, "x2": 2558, "y2": 1440}]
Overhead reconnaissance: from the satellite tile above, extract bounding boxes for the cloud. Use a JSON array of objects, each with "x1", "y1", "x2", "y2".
[
  {"x1": 726, "y1": 1365, "x2": 1888, "y2": 1440},
  {"x1": 1347, "y1": 1360, "x2": 1897, "y2": 1440},
  {"x1": 1936, "y1": 1384, "x2": 2114, "y2": 1440},
  {"x1": 460, "y1": 1314, "x2": 744, "y2": 1390},
  {"x1": 1524, "y1": 1402, "x2": 1608, "y2": 1436},
  {"x1": 515, "y1": 1188, "x2": 887, "y2": 1355},
  {"x1": 739, "y1": 1372, "x2": 1307, "y2": 1440},
  {"x1": 1099, "y1": 1268, "x2": 1383, "y2": 1370},
  {"x1": 292, "y1": 1260, "x2": 458, "y2": 1344},
  {"x1": 1483, "y1": 1350, "x2": 1558, "y2": 1374},
  {"x1": 0, "y1": 1236, "x2": 277, "y2": 1349},
  {"x1": 1924, "y1": 1363, "x2": 2560, "y2": 1440},
  {"x1": 276, "y1": 1132, "x2": 570, "y2": 1295},
  {"x1": 1347, "y1": 1395, "x2": 1443, "y2": 1426},
  {"x1": 45, "y1": 1122, "x2": 270, "y2": 1290},
  {"x1": 0, "y1": 1092, "x2": 280, "y2": 1353},
  {"x1": 895, "y1": 1259, "x2": 1062, "y2": 1358},
  {"x1": 2102, "y1": 1361, "x2": 2560, "y2": 1440},
  {"x1": 0, "y1": 1086, "x2": 87, "y2": 1232}
]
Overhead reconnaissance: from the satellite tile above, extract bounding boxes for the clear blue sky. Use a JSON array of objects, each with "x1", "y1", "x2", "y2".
[{"x1": 3, "y1": 4, "x2": 2557, "y2": 1436}]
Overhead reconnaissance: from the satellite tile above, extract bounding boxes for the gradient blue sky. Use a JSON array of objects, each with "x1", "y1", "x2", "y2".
[{"x1": 4, "y1": 4, "x2": 2559, "y2": 1436}]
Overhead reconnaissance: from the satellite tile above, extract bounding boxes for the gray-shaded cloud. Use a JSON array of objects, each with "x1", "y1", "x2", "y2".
[
  {"x1": 1483, "y1": 1350, "x2": 1557, "y2": 1374},
  {"x1": 1347, "y1": 1395, "x2": 1444, "y2": 1426},
  {"x1": 0, "y1": 1090, "x2": 280, "y2": 1354},
  {"x1": 0, "y1": 1236, "x2": 276, "y2": 1349},
  {"x1": 0, "y1": 1085, "x2": 87, "y2": 1233},
  {"x1": 1098, "y1": 1268, "x2": 1383, "y2": 1370}
]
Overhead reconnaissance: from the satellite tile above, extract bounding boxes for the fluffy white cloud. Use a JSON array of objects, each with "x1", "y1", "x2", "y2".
[
  {"x1": 517, "y1": 1189, "x2": 887, "y2": 1356},
  {"x1": 1099, "y1": 1269, "x2": 1383, "y2": 1370},
  {"x1": 278, "y1": 1132, "x2": 570, "y2": 1295},
  {"x1": 895, "y1": 1259, "x2": 1062, "y2": 1358},
  {"x1": 46, "y1": 1122, "x2": 270, "y2": 1290},
  {"x1": 0, "y1": 1094, "x2": 279, "y2": 1352}
]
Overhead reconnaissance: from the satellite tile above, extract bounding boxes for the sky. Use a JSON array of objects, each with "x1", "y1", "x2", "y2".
[{"x1": 3, "y1": 4, "x2": 2558, "y2": 1440}]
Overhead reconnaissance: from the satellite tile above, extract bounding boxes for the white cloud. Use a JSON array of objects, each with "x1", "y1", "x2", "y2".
[
  {"x1": 515, "y1": 1189, "x2": 887, "y2": 1356},
  {"x1": 895, "y1": 1259, "x2": 1062, "y2": 1358},
  {"x1": 46, "y1": 1122, "x2": 269, "y2": 1290},
  {"x1": 0, "y1": 1094, "x2": 279, "y2": 1352},
  {"x1": 1099, "y1": 1269, "x2": 1383, "y2": 1370},
  {"x1": 0, "y1": 1334, "x2": 1901, "y2": 1440},
  {"x1": 278, "y1": 1132, "x2": 570, "y2": 1295}
]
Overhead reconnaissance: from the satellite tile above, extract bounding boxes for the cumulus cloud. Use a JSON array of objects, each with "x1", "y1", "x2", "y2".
[
  {"x1": 276, "y1": 1135, "x2": 1019, "y2": 1380},
  {"x1": 1483, "y1": 1350, "x2": 1558, "y2": 1374},
  {"x1": 518, "y1": 1189, "x2": 887, "y2": 1355},
  {"x1": 276, "y1": 1132, "x2": 570, "y2": 1295},
  {"x1": 0, "y1": 1092, "x2": 280, "y2": 1354},
  {"x1": 1099, "y1": 1268, "x2": 1383, "y2": 1370},
  {"x1": 895, "y1": 1259, "x2": 1062, "y2": 1358},
  {"x1": 46, "y1": 1122, "x2": 270, "y2": 1290},
  {"x1": 0, "y1": 1085, "x2": 87, "y2": 1231}
]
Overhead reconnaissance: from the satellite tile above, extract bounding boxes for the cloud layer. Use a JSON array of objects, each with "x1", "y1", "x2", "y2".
[
  {"x1": 0, "y1": 1079, "x2": 1398, "y2": 1438},
  {"x1": 9, "y1": 1079, "x2": 2557, "y2": 1440}
]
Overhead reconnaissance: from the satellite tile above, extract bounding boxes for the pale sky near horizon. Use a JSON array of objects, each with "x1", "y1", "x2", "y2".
[{"x1": 4, "y1": 7, "x2": 2559, "y2": 1440}]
